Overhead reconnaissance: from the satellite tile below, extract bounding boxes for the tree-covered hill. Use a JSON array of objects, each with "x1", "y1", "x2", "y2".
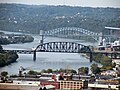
[{"x1": 0, "y1": 4, "x2": 120, "y2": 34}]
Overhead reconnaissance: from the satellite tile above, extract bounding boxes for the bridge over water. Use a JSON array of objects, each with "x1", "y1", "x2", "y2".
[
  {"x1": 4, "y1": 41, "x2": 92, "y2": 62},
  {"x1": 40, "y1": 27, "x2": 120, "y2": 43},
  {"x1": 4, "y1": 41, "x2": 120, "y2": 63},
  {"x1": 41, "y1": 27, "x2": 101, "y2": 42}
]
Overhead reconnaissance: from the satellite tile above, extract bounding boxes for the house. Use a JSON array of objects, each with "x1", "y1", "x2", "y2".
[{"x1": 101, "y1": 70, "x2": 118, "y2": 77}]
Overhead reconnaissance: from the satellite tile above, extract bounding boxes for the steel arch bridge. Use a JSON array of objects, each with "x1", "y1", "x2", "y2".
[
  {"x1": 34, "y1": 41, "x2": 92, "y2": 62},
  {"x1": 43, "y1": 27, "x2": 100, "y2": 41},
  {"x1": 35, "y1": 42, "x2": 91, "y2": 53}
]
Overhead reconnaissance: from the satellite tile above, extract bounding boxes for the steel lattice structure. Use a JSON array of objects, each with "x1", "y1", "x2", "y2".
[
  {"x1": 43, "y1": 27, "x2": 100, "y2": 41},
  {"x1": 35, "y1": 42, "x2": 91, "y2": 53}
]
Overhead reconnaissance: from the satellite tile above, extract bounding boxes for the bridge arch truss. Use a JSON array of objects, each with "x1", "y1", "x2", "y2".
[
  {"x1": 43, "y1": 27, "x2": 100, "y2": 41},
  {"x1": 35, "y1": 42, "x2": 91, "y2": 53}
]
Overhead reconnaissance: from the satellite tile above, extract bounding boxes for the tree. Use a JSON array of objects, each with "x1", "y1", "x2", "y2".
[
  {"x1": 70, "y1": 69, "x2": 77, "y2": 74},
  {"x1": 27, "y1": 70, "x2": 39, "y2": 75},
  {"x1": 1, "y1": 71, "x2": 8, "y2": 77},
  {"x1": 47, "y1": 69, "x2": 53, "y2": 73},
  {"x1": 0, "y1": 45, "x2": 3, "y2": 52},
  {"x1": 1, "y1": 71, "x2": 8, "y2": 83},
  {"x1": 101, "y1": 56, "x2": 112, "y2": 66},
  {"x1": 41, "y1": 69, "x2": 47, "y2": 73},
  {"x1": 112, "y1": 62, "x2": 116, "y2": 68},
  {"x1": 78, "y1": 67, "x2": 89, "y2": 75},
  {"x1": 90, "y1": 63, "x2": 100, "y2": 75}
]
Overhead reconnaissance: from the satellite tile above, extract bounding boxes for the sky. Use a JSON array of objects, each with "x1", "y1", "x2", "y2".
[{"x1": 0, "y1": 0, "x2": 120, "y2": 8}]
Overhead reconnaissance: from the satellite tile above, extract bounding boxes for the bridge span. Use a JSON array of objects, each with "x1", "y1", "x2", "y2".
[
  {"x1": 41, "y1": 27, "x2": 101, "y2": 42},
  {"x1": 4, "y1": 42, "x2": 91, "y2": 53},
  {"x1": 4, "y1": 41, "x2": 92, "y2": 62},
  {"x1": 4, "y1": 42, "x2": 120, "y2": 62}
]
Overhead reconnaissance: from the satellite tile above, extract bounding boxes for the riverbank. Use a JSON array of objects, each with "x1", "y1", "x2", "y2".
[
  {"x1": 0, "y1": 34, "x2": 97, "y2": 75},
  {"x1": 0, "y1": 50, "x2": 18, "y2": 67},
  {"x1": 0, "y1": 32, "x2": 34, "y2": 45},
  {"x1": 0, "y1": 47, "x2": 18, "y2": 67}
]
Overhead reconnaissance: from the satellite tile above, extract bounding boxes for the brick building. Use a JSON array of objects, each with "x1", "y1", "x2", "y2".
[{"x1": 59, "y1": 80, "x2": 88, "y2": 90}]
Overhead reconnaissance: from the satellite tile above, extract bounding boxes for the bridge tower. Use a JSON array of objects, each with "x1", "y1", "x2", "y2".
[
  {"x1": 33, "y1": 30, "x2": 44, "y2": 61},
  {"x1": 39, "y1": 30, "x2": 44, "y2": 44}
]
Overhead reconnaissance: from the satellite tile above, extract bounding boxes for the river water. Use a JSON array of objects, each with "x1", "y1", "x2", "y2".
[{"x1": 0, "y1": 31, "x2": 98, "y2": 75}]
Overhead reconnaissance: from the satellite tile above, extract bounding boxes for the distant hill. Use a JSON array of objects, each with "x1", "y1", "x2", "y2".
[{"x1": 0, "y1": 4, "x2": 120, "y2": 35}]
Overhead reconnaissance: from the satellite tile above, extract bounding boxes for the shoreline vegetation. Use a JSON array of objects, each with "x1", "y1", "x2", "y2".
[
  {"x1": 86, "y1": 53, "x2": 114, "y2": 72},
  {"x1": 0, "y1": 32, "x2": 34, "y2": 45},
  {"x1": 0, "y1": 4, "x2": 119, "y2": 41},
  {"x1": 80, "y1": 52, "x2": 114, "y2": 74},
  {"x1": 0, "y1": 31, "x2": 114, "y2": 74},
  {"x1": 0, "y1": 32, "x2": 34, "y2": 67},
  {"x1": 0, "y1": 50, "x2": 18, "y2": 67}
]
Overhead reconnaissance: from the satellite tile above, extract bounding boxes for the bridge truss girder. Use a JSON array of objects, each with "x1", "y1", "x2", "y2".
[
  {"x1": 34, "y1": 41, "x2": 92, "y2": 62},
  {"x1": 35, "y1": 42, "x2": 91, "y2": 53},
  {"x1": 43, "y1": 27, "x2": 100, "y2": 41}
]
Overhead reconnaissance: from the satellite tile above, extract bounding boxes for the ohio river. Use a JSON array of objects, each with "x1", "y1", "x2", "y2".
[{"x1": 0, "y1": 33, "x2": 98, "y2": 75}]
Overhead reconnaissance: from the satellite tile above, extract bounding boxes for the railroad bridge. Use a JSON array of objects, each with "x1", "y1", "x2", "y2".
[
  {"x1": 4, "y1": 41, "x2": 120, "y2": 63},
  {"x1": 34, "y1": 41, "x2": 92, "y2": 62},
  {"x1": 4, "y1": 41, "x2": 92, "y2": 62}
]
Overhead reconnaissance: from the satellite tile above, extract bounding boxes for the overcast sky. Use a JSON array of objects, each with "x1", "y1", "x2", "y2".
[{"x1": 0, "y1": 0, "x2": 120, "y2": 8}]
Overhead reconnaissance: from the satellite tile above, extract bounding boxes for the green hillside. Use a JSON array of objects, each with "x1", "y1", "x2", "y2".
[{"x1": 0, "y1": 4, "x2": 120, "y2": 35}]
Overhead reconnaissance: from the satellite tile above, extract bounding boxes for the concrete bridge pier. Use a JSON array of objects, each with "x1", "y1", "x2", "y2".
[
  {"x1": 90, "y1": 53, "x2": 92, "y2": 63},
  {"x1": 33, "y1": 50, "x2": 36, "y2": 61}
]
